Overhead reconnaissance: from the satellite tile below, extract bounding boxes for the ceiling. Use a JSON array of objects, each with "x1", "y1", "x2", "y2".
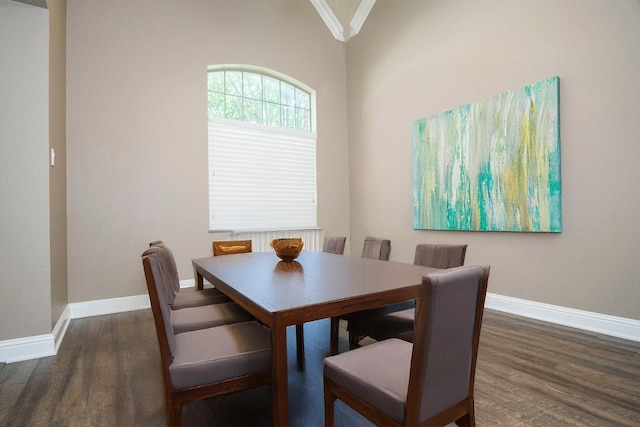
[
  {"x1": 310, "y1": 0, "x2": 376, "y2": 42},
  {"x1": 13, "y1": 0, "x2": 47, "y2": 8},
  {"x1": 10, "y1": 0, "x2": 376, "y2": 42}
]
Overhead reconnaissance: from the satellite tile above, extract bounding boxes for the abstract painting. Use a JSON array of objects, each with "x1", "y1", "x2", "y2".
[{"x1": 412, "y1": 76, "x2": 561, "y2": 232}]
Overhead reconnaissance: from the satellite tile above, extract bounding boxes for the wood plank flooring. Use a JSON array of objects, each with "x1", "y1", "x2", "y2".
[{"x1": 0, "y1": 309, "x2": 638, "y2": 426}]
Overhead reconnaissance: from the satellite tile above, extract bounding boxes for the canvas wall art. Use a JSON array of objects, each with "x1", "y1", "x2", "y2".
[{"x1": 412, "y1": 76, "x2": 561, "y2": 232}]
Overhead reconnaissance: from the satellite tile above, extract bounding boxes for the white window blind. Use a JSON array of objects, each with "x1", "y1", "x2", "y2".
[{"x1": 208, "y1": 117, "x2": 317, "y2": 231}]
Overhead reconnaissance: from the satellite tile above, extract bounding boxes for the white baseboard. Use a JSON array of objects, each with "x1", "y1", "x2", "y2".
[
  {"x1": 180, "y1": 278, "x2": 212, "y2": 288},
  {"x1": 180, "y1": 279, "x2": 195, "y2": 288},
  {"x1": 0, "y1": 334, "x2": 55, "y2": 364},
  {"x1": 485, "y1": 292, "x2": 640, "y2": 342},
  {"x1": 2, "y1": 291, "x2": 638, "y2": 363},
  {"x1": 68, "y1": 294, "x2": 150, "y2": 319},
  {"x1": 52, "y1": 304, "x2": 71, "y2": 353},
  {"x1": 0, "y1": 295, "x2": 150, "y2": 363},
  {"x1": 0, "y1": 304, "x2": 73, "y2": 363}
]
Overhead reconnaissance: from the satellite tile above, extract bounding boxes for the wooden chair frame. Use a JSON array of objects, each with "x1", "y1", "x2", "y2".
[
  {"x1": 338, "y1": 243, "x2": 469, "y2": 351},
  {"x1": 211, "y1": 239, "x2": 308, "y2": 369},
  {"x1": 330, "y1": 237, "x2": 392, "y2": 353},
  {"x1": 142, "y1": 255, "x2": 270, "y2": 426},
  {"x1": 324, "y1": 266, "x2": 489, "y2": 427}
]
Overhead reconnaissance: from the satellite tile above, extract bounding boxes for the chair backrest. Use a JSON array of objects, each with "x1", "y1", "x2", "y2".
[
  {"x1": 413, "y1": 243, "x2": 467, "y2": 268},
  {"x1": 147, "y1": 241, "x2": 181, "y2": 304},
  {"x1": 361, "y1": 236, "x2": 391, "y2": 261},
  {"x1": 212, "y1": 240, "x2": 252, "y2": 256},
  {"x1": 322, "y1": 236, "x2": 346, "y2": 255},
  {"x1": 405, "y1": 265, "x2": 489, "y2": 424},
  {"x1": 141, "y1": 251, "x2": 176, "y2": 369}
]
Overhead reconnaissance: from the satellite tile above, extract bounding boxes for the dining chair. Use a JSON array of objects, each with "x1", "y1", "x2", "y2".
[
  {"x1": 149, "y1": 241, "x2": 231, "y2": 309},
  {"x1": 339, "y1": 243, "x2": 468, "y2": 350},
  {"x1": 212, "y1": 239, "x2": 252, "y2": 256},
  {"x1": 322, "y1": 236, "x2": 347, "y2": 255},
  {"x1": 143, "y1": 245, "x2": 253, "y2": 334},
  {"x1": 324, "y1": 265, "x2": 490, "y2": 427},
  {"x1": 214, "y1": 239, "x2": 307, "y2": 370},
  {"x1": 213, "y1": 240, "x2": 308, "y2": 370},
  {"x1": 370, "y1": 243, "x2": 468, "y2": 343},
  {"x1": 414, "y1": 243, "x2": 468, "y2": 270},
  {"x1": 330, "y1": 237, "x2": 391, "y2": 354},
  {"x1": 142, "y1": 251, "x2": 271, "y2": 426},
  {"x1": 300, "y1": 235, "x2": 345, "y2": 367},
  {"x1": 360, "y1": 236, "x2": 391, "y2": 260}
]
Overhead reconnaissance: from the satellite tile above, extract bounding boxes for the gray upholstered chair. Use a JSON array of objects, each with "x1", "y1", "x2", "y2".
[
  {"x1": 360, "y1": 236, "x2": 391, "y2": 260},
  {"x1": 343, "y1": 243, "x2": 468, "y2": 348},
  {"x1": 211, "y1": 239, "x2": 307, "y2": 370},
  {"x1": 413, "y1": 243, "x2": 468, "y2": 269},
  {"x1": 143, "y1": 245, "x2": 253, "y2": 334},
  {"x1": 324, "y1": 265, "x2": 489, "y2": 426},
  {"x1": 322, "y1": 236, "x2": 347, "y2": 255},
  {"x1": 330, "y1": 237, "x2": 391, "y2": 354},
  {"x1": 142, "y1": 251, "x2": 271, "y2": 426},
  {"x1": 149, "y1": 241, "x2": 231, "y2": 309}
]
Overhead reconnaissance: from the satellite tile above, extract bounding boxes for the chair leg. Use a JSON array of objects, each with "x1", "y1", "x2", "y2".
[
  {"x1": 456, "y1": 410, "x2": 474, "y2": 427},
  {"x1": 324, "y1": 379, "x2": 336, "y2": 427},
  {"x1": 330, "y1": 317, "x2": 339, "y2": 355},
  {"x1": 296, "y1": 323, "x2": 305, "y2": 370},
  {"x1": 348, "y1": 331, "x2": 363, "y2": 350},
  {"x1": 171, "y1": 402, "x2": 183, "y2": 427}
]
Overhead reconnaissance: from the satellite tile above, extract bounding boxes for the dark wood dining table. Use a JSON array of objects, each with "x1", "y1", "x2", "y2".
[{"x1": 192, "y1": 250, "x2": 439, "y2": 426}]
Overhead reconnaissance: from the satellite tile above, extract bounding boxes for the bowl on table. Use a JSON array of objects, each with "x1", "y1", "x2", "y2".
[{"x1": 270, "y1": 238, "x2": 304, "y2": 261}]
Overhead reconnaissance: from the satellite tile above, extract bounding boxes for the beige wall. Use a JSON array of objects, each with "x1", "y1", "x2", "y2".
[
  {"x1": 346, "y1": 0, "x2": 640, "y2": 319},
  {"x1": 66, "y1": 0, "x2": 350, "y2": 302},
  {"x1": 0, "y1": 0, "x2": 51, "y2": 340},
  {"x1": 48, "y1": 0, "x2": 68, "y2": 328},
  {"x1": 3, "y1": 0, "x2": 639, "y2": 345}
]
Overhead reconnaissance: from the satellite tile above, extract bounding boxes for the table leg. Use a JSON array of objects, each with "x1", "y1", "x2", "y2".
[
  {"x1": 194, "y1": 267, "x2": 204, "y2": 291},
  {"x1": 272, "y1": 319, "x2": 289, "y2": 426},
  {"x1": 330, "y1": 317, "x2": 339, "y2": 355},
  {"x1": 296, "y1": 323, "x2": 305, "y2": 370}
]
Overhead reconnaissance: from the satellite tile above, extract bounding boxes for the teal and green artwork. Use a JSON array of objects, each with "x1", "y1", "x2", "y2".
[{"x1": 412, "y1": 76, "x2": 561, "y2": 232}]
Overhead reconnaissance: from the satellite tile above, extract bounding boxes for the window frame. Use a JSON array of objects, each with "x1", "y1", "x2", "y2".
[
  {"x1": 207, "y1": 65, "x2": 318, "y2": 233},
  {"x1": 207, "y1": 65, "x2": 316, "y2": 133}
]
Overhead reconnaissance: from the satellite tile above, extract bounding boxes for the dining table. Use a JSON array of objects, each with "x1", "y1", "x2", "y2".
[{"x1": 192, "y1": 250, "x2": 439, "y2": 426}]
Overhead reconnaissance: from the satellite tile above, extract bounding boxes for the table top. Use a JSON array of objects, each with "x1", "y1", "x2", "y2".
[
  {"x1": 192, "y1": 250, "x2": 439, "y2": 322},
  {"x1": 192, "y1": 249, "x2": 442, "y2": 426}
]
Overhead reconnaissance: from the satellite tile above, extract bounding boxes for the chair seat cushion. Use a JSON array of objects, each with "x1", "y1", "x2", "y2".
[
  {"x1": 366, "y1": 307, "x2": 416, "y2": 342},
  {"x1": 386, "y1": 308, "x2": 414, "y2": 323},
  {"x1": 346, "y1": 301, "x2": 414, "y2": 333},
  {"x1": 324, "y1": 338, "x2": 412, "y2": 423},
  {"x1": 170, "y1": 321, "x2": 271, "y2": 390},
  {"x1": 170, "y1": 301, "x2": 253, "y2": 334},
  {"x1": 171, "y1": 287, "x2": 231, "y2": 310}
]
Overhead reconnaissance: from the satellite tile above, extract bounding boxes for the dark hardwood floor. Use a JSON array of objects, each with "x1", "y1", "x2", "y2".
[{"x1": 1, "y1": 309, "x2": 639, "y2": 426}]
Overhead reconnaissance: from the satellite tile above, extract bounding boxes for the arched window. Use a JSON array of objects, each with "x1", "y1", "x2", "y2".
[
  {"x1": 207, "y1": 66, "x2": 317, "y2": 234},
  {"x1": 208, "y1": 68, "x2": 313, "y2": 132}
]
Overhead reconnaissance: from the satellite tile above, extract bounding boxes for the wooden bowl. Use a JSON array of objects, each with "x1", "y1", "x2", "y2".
[{"x1": 270, "y1": 238, "x2": 304, "y2": 261}]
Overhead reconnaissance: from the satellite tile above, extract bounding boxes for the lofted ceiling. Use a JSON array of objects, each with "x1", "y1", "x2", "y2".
[
  {"x1": 9, "y1": 0, "x2": 376, "y2": 41},
  {"x1": 310, "y1": 0, "x2": 376, "y2": 42},
  {"x1": 12, "y1": 0, "x2": 47, "y2": 8}
]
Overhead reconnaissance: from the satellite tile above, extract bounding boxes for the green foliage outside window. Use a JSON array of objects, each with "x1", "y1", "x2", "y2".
[{"x1": 208, "y1": 70, "x2": 311, "y2": 132}]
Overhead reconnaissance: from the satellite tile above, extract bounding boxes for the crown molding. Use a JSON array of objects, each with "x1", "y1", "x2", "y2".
[
  {"x1": 310, "y1": 0, "x2": 345, "y2": 42},
  {"x1": 11, "y1": 0, "x2": 48, "y2": 8},
  {"x1": 349, "y1": 0, "x2": 376, "y2": 38}
]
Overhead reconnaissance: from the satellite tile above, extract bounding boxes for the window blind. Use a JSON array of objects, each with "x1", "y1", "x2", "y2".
[{"x1": 208, "y1": 118, "x2": 317, "y2": 231}]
